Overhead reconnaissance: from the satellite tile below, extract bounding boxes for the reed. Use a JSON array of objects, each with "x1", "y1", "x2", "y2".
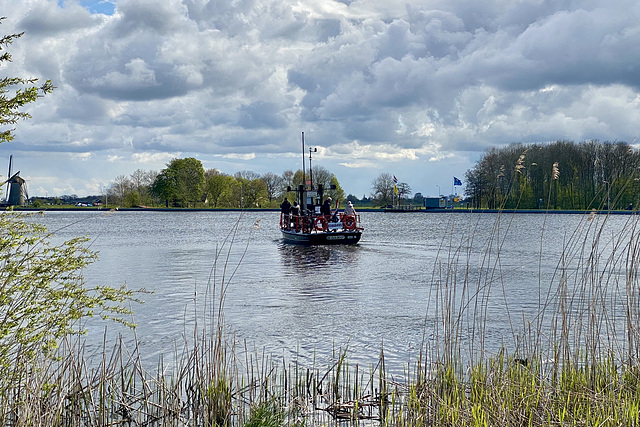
[{"x1": 3, "y1": 181, "x2": 640, "y2": 426}]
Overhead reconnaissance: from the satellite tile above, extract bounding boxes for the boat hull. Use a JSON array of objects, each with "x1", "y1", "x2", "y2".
[{"x1": 281, "y1": 229, "x2": 362, "y2": 245}]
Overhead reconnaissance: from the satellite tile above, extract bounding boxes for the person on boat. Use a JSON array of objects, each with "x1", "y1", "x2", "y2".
[
  {"x1": 290, "y1": 201, "x2": 300, "y2": 231},
  {"x1": 280, "y1": 197, "x2": 292, "y2": 230},
  {"x1": 321, "y1": 197, "x2": 332, "y2": 216},
  {"x1": 280, "y1": 197, "x2": 291, "y2": 214},
  {"x1": 344, "y1": 201, "x2": 356, "y2": 216}
]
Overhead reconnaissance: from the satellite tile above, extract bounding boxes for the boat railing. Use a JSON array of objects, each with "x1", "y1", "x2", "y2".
[{"x1": 280, "y1": 212, "x2": 361, "y2": 232}]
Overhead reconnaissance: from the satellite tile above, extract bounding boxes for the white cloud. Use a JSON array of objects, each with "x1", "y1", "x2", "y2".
[
  {"x1": 1, "y1": 0, "x2": 639, "y2": 198},
  {"x1": 131, "y1": 152, "x2": 181, "y2": 163},
  {"x1": 222, "y1": 153, "x2": 257, "y2": 160},
  {"x1": 70, "y1": 152, "x2": 94, "y2": 161}
]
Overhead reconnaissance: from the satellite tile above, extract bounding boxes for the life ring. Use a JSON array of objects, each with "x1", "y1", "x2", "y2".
[
  {"x1": 342, "y1": 215, "x2": 356, "y2": 230},
  {"x1": 315, "y1": 216, "x2": 328, "y2": 231}
]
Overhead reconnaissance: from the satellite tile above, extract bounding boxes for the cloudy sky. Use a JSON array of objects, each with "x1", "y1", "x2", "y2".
[{"x1": 1, "y1": 0, "x2": 638, "y2": 199}]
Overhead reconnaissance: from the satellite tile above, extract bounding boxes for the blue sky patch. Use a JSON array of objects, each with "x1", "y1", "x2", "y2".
[{"x1": 58, "y1": 0, "x2": 116, "y2": 15}]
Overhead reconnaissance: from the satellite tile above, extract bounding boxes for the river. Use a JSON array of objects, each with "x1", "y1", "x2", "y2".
[{"x1": 29, "y1": 209, "x2": 640, "y2": 374}]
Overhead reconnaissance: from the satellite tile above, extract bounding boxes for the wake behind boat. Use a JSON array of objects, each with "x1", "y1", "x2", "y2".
[{"x1": 279, "y1": 133, "x2": 363, "y2": 245}]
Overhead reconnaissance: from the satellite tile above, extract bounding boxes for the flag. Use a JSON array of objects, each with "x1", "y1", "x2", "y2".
[
  {"x1": 394, "y1": 184, "x2": 398, "y2": 195},
  {"x1": 453, "y1": 176, "x2": 462, "y2": 186},
  {"x1": 393, "y1": 175, "x2": 398, "y2": 184}
]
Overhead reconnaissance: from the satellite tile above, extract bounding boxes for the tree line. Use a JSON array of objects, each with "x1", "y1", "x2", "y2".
[
  {"x1": 106, "y1": 158, "x2": 347, "y2": 209},
  {"x1": 106, "y1": 159, "x2": 427, "y2": 209},
  {"x1": 465, "y1": 140, "x2": 640, "y2": 210}
]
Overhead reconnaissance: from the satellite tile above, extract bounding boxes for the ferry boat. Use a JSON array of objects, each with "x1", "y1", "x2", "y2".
[
  {"x1": 280, "y1": 133, "x2": 363, "y2": 245},
  {"x1": 280, "y1": 205, "x2": 362, "y2": 245}
]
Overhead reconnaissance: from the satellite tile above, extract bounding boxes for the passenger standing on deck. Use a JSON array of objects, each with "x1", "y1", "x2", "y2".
[
  {"x1": 290, "y1": 201, "x2": 300, "y2": 230},
  {"x1": 344, "y1": 201, "x2": 356, "y2": 216},
  {"x1": 280, "y1": 197, "x2": 291, "y2": 229},
  {"x1": 321, "y1": 197, "x2": 332, "y2": 216},
  {"x1": 280, "y1": 197, "x2": 291, "y2": 214},
  {"x1": 290, "y1": 200, "x2": 300, "y2": 216}
]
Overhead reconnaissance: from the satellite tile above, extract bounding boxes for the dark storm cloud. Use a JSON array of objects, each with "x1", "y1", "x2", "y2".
[
  {"x1": 238, "y1": 102, "x2": 287, "y2": 129},
  {"x1": 19, "y1": 2, "x2": 101, "y2": 35}
]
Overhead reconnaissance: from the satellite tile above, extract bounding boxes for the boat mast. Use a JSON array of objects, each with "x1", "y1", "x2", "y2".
[
  {"x1": 301, "y1": 132, "x2": 305, "y2": 190},
  {"x1": 309, "y1": 146, "x2": 316, "y2": 191},
  {"x1": 300, "y1": 132, "x2": 307, "y2": 212}
]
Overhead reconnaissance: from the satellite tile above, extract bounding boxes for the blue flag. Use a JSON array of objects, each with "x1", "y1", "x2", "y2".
[{"x1": 453, "y1": 177, "x2": 462, "y2": 186}]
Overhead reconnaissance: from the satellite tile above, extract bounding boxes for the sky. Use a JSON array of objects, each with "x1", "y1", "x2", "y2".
[{"x1": 1, "y1": 0, "x2": 639, "y2": 199}]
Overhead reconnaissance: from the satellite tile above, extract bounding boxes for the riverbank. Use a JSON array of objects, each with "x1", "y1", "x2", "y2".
[{"x1": 10, "y1": 205, "x2": 639, "y2": 215}]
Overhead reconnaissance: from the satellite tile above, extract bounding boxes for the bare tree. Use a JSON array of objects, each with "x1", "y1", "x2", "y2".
[
  {"x1": 397, "y1": 182, "x2": 412, "y2": 200},
  {"x1": 371, "y1": 173, "x2": 395, "y2": 206},
  {"x1": 205, "y1": 168, "x2": 222, "y2": 179},
  {"x1": 130, "y1": 169, "x2": 146, "y2": 192},
  {"x1": 282, "y1": 170, "x2": 294, "y2": 189},
  {"x1": 261, "y1": 172, "x2": 284, "y2": 202},
  {"x1": 234, "y1": 170, "x2": 260, "y2": 180},
  {"x1": 311, "y1": 166, "x2": 331, "y2": 191},
  {"x1": 109, "y1": 175, "x2": 132, "y2": 206}
]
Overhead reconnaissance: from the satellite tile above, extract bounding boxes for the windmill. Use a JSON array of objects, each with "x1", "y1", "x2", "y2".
[{"x1": 2, "y1": 155, "x2": 29, "y2": 206}]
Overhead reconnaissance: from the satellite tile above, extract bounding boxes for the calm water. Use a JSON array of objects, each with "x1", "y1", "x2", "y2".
[{"x1": 31, "y1": 209, "x2": 639, "y2": 373}]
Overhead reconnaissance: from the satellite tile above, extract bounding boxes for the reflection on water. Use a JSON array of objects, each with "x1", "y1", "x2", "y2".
[
  {"x1": 278, "y1": 242, "x2": 362, "y2": 273},
  {"x1": 278, "y1": 243, "x2": 333, "y2": 270}
]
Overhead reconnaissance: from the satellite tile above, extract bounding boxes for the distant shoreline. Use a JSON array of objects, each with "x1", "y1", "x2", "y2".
[{"x1": 9, "y1": 206, "x2": 639, "y2": 215}]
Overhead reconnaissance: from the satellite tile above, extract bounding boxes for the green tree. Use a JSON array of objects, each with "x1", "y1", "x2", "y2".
[
  {"x1": 229, "y1": 177, "x2": 246, "y2": 208},
  {"x1": 292, "y1": 169, "x2": 307, "y2": 189},
  {"x1": 465, "y1": 140, "x2": 640, "y2": 210},
  {"x1": 151, "y1": 158, "x2": 206, "y2": 207},
  {"x1": 245, "y1": 178, "x2": 268, "y2": 207},
  {"x1": 326, "y1": 174, "x2": 345, "y2": 205},
  {"x1": 0, "y1": 21, "x2": 53, "y2": 143},
  {"x1": 229, "y1": 177, "x2": 268, "y2": 208},
  {"x1": 172, "y1": 158, "x2": 206, "y2": 207},
  {"x1": 150, "y1": 170, "x2": 176, "y2": 207},
  {"x1": 205, "y1": 170, "x2": 233, "y2": 208},
  {"x1": 0, "y1": 24, "x2": 136, "y2": 383},
  {"x1": 123, "y1": 189, "x2": 141, "y2": 207},
  {"x1": 0, "y1": 214, "x2": 136, "y2": 373}
]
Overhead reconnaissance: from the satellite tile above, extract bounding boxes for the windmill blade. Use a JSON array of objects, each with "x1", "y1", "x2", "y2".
[
  {"x1": 5, "y1": 155, "x2": 11, "y2": 201},
  {"x1": 22, "y1": 180, "x2": 29, "y2": 202},
  {"x1": 0, "y1": 171, "x2": 20, "y2": 187}
]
